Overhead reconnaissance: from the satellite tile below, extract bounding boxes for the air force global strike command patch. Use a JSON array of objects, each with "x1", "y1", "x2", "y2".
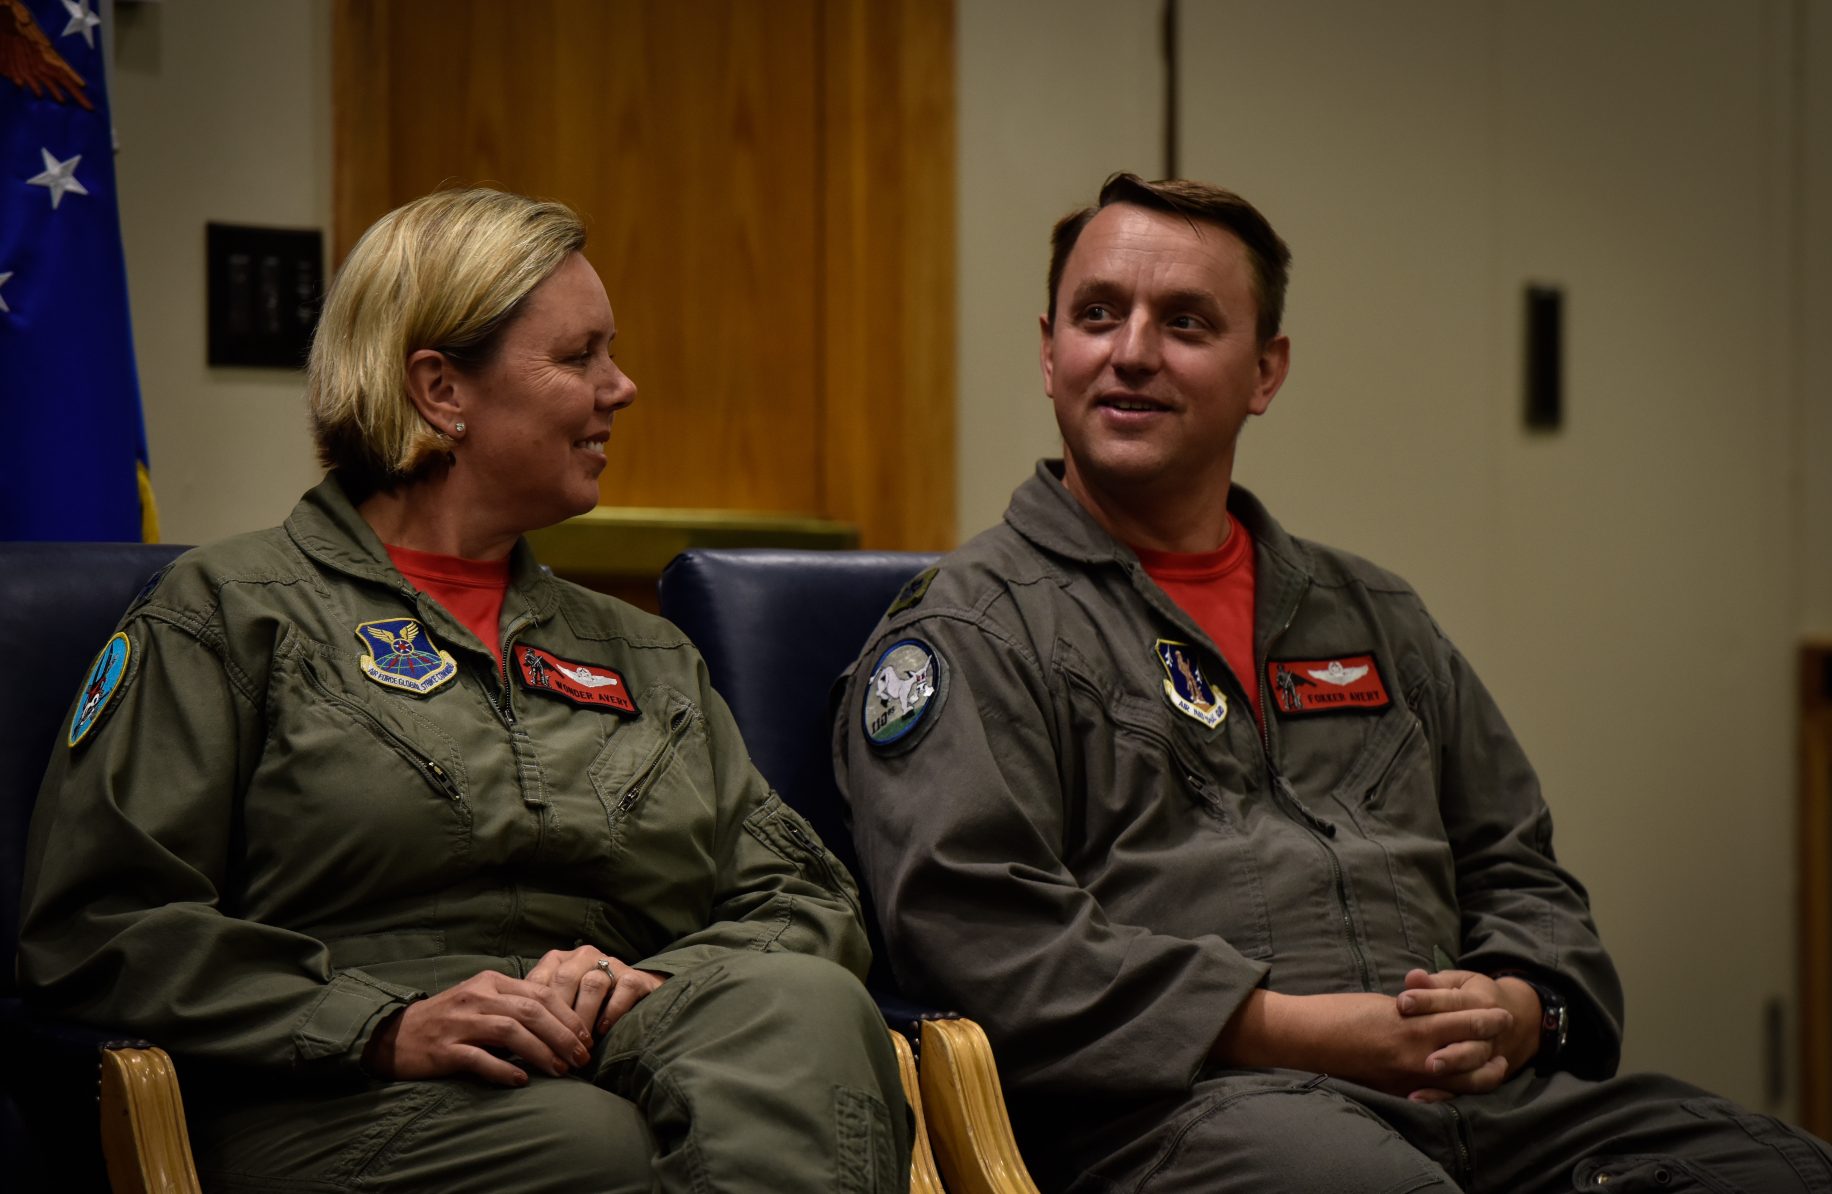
[
  {"x1": 355, "y1": 619, "x2": 458, "y2": 696},
  {"x1": 862, "y1": 639, "x2": 940, "y2": 749},
  {"x1": 68, "y1": 632, "x2": 131, "y2": 747},
  {"x1": 514, "y1": 645, "x2": 639, "y2": 717},
  {"x1": 1156, "y1": 639, "x2": 1226, "y2": 729}
]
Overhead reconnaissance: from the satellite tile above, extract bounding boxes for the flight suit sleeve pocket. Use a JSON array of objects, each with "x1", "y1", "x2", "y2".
[
  {"x1": 743, "y1": 794, "x2": 863, "y2": 918},
  {"x1": 292, "y1": 969, "x2": 421, "y2": 1066}
]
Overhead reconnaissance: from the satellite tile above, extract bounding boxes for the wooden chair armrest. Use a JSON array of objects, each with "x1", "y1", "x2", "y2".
[
  {"x1": 887, "y1": 1026, "x2": 946, "y2": 1194},
  {"x1": 99, "y1": 1044, "x2": 201, "y2": 1194},
  {"x1": 918, "y1": 1017, "x2": 1040, "y2": 1194}
]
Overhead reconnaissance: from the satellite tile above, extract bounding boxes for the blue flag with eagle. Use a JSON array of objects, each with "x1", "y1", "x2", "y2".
[{"x1": 0, "y1": 0, "x2": 155, "y2": 541}]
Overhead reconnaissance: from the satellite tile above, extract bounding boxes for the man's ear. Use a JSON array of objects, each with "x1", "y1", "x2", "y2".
[
  {"x1": 1038, "y1": 313, "x2": 1056, "y2": 398},
  {"x1": 1249, "y1": 334, "x2": 1291, "y2": 416},
  {"x1": 404, "y1": 348, "x2": 465, "y2": 437}
]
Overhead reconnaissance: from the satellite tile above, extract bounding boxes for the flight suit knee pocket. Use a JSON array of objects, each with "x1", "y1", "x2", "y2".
[
  {"x1": 1681, "y1": 1097, "x2": 1832, "y2": 1192},
  {"x1": 1132, "y1": 1080, "x2": 1450, "y2": 1194},
  {"x1": 835, "y1": 1084, "x2": 903, "y2": 1193},
  {"x1": 343, "y1": 1081, "x2": 453, "y2": 1186},
  {"x1": 1570, "y1": 1154, "x2": 1737, "y2": 1192}
]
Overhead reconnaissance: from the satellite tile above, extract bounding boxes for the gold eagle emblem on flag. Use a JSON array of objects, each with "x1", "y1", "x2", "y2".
[{"x1": 1, "y1": 0, "x2": 93, "y2": 110}]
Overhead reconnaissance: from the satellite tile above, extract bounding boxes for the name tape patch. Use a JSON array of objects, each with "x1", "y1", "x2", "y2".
[
  {"x1": 514, "y1": 645, "x2": 639, "y2": 716},
  {"x1": 1266, "y1": 654, "x2": 1390, "y2": 715}
]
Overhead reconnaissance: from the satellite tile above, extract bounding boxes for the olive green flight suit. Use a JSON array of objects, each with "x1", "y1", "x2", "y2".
[{"x1": 20, "y1": 475, "x2": 909, "y2": 1192}]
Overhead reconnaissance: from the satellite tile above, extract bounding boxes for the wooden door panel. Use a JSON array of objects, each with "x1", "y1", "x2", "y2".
[{"x1": 336, "y1": 0, "x2": 822, "y2": 514}]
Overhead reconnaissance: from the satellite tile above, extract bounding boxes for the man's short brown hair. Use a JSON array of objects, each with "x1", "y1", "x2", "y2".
[{"x1": 1046, "y1": 173, "x2": 1292, "y2": 344}]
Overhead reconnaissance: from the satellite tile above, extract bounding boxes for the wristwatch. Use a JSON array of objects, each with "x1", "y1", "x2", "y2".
[{"x1": 1512, "y1": 976, "x2": 1570, "y2": 1075}]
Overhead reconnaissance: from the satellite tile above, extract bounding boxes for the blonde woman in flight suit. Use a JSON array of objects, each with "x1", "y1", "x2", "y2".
[{"x1": 19, "y1": 188, "x2": 909, "y2": 1193}]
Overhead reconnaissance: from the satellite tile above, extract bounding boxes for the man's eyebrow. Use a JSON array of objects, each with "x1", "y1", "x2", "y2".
[
  {"x1": 1156, "y1": 287, "x2": 1223, "y2": 313},
  {"x1": 1066, "y1": 277, "x2": 1125, "y2": 306}
]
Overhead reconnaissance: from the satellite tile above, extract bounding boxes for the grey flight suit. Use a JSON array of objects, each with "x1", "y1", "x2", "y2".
[
  {"x1": 20, "y1": 474, "x2": 910, "y2": 1193},
  {"x1": 835, "y1": 460, "x2": 1830, "y2": 1193}
]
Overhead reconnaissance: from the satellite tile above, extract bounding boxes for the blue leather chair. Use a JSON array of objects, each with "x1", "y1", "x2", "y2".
[
  {"x1": 1, "y1": 542, "x2": 199, "y2": 1193},
  {"x1": 658, "y1": 548, "x2": 937, "y2": 1017},
  {"x1": 659, "y1": 548, "x2": 1040, "y2": 1194}
]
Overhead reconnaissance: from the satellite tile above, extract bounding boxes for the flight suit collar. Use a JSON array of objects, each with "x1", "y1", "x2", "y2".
[
  {"x1": 1004, "y1": 459, "x2": 1315, "y2": 727},
  {"x1": 1004, "y1": 460, "x2": 1314, "y2": 607},
  {"x1": 284, "y1": 472, "x2": 560, "y2": 625}
]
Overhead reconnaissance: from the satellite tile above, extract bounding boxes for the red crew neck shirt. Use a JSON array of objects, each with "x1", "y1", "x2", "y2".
[
  {"x1": 1132, "y1": 513, "x2": 1260, "y2": 725},
  {"x1": 385, "y1": 544, "x2": 512, "y2": 667}
]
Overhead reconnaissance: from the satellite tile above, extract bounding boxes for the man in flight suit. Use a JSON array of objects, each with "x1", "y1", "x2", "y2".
[{"x1": 835, "y1": 173, "x2": 1832, "y2": 1192}]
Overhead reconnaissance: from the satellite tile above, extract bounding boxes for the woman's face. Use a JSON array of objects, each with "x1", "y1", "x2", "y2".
[{"x1": 454, "y1": 252, "x2": 636, "y2": 532}]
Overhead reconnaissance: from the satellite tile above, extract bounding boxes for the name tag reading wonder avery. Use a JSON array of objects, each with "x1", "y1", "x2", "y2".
[{"x1": 514, "y1": 644, "x2": 639, "y2": 716}]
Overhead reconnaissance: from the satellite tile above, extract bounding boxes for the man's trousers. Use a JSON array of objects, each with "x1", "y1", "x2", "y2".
[{"x1": 1030, "y1": 1067, "x2": 1832, "y2": 1194}]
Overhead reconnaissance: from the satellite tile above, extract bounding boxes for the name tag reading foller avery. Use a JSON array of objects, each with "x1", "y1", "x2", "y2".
[
  {"x1": 1266, "y1": 654, "x2": 1390, "y2": 715},
  {"x1": 514, "y1": 644, "x2": 639, "y2": 716}
]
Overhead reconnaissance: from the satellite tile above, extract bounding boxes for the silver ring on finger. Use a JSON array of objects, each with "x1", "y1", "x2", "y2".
[{"x1": 594, "y1": 958, "x2": 614, "y2": 977}]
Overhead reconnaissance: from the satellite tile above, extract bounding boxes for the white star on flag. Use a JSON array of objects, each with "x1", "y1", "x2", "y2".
[
  {"x1": 28, "y1": 149, "x2": 88, "y2": 209},
  {"x1": 0, "y1": 272, "x2": 12, "y2": 314},
  {"x1": 62, "y1": 0, "x2": 101, "y2": 49}
]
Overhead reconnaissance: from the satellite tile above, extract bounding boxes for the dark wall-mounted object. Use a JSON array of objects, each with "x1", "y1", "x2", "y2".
[
  {"x1": 1524, "y1": 284, "x2": 1564, "y2": 431},
  {"x1": 206, "y1": 223, "x2": 324, "y2": 369}
]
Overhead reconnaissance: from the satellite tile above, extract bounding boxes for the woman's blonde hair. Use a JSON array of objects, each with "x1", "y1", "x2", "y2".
[{"x1": 307, "y1": 187, "x2": 586, "y2": 492}]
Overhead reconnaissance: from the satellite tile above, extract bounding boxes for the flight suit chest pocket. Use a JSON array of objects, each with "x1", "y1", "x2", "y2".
[
  {"x1": 1085, "y1": 685, "x2": 1273, "y2": 961},
  {"x1": 588, "y1": 684, "x2": 711, "y2": 865},
  {"x1": 251, "y1": 634, "x2": 474, "y2": 891},
  {"x1": 1327, "y1": 698, "x2": 1458, "y2": 962},
  {"x1": 290, "y1": 647, "x2": 469, "y2": 803}
]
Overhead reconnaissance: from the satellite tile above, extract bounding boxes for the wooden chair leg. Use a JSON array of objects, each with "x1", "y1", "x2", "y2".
[
  {"x1": 99, "y1": 1045, "x2": 201, "y2": 1194},
  {"x1": 889, "y1": 1027, "x2": 946, "y2": 1194},
  {"x1": 918, "y1": 1017, "x2": 1040, "y2": 1194}
]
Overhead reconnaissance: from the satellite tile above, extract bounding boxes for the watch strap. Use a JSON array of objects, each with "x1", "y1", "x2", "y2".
[{"x1": 1498, "y1": 971, "x2": 1570, "y2": 1075}]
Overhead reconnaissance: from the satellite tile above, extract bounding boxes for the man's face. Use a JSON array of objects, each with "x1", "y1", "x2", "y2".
[{"x1": 1041, "y1": 203, "x2": 1289, "y2": 511}]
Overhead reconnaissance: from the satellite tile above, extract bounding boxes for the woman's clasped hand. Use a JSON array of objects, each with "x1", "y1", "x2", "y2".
[{"x1": 364, "y1": 948, "x2": 665, "y2": 1086}]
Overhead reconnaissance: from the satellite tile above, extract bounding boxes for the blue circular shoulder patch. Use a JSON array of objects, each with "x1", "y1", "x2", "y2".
[
  {"x1": 861, "y1": 639, "x2": 940, "y2": 748},
  {"x1": 68, "y1": 632, "x2": 131, "y2": 748}
]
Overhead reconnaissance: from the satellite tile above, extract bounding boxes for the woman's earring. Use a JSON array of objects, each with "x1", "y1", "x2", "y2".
[{"x1": 453, "y1": 421, "x2": 466, "y2": 436}]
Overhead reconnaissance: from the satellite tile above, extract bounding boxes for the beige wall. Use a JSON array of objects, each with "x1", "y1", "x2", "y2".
[
  {"x1": 1805, "y1": 1, "x2": 1832, "y2": 641},
  {"x1": 955, "y1": 0, "x2": 1163, "y2": 533},
  {"x1": 113, "y1": 0, "x2": 331, "y2": 547}
]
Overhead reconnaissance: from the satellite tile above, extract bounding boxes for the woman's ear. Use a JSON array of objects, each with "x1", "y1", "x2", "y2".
[{"x1": 404, "y1": 348, "x2": 466, "y2": 439}]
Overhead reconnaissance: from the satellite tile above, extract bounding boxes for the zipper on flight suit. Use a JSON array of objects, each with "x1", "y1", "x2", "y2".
[
  {"x1": 780, "y1": 810, "x2": 861, "y2": 917},
  {"x1": 1252, "y1": 603, "x2": 1376, "y2": 993},
  {"x1": 1443, "y1": 1103, "x2": 1473, "y2": 1185},
  {"x1": 390, "y1": 583, "x2": 520, "y2": 731},
  {"x1": 481, "y1": 610, "x2": 536, "y2": 729}
]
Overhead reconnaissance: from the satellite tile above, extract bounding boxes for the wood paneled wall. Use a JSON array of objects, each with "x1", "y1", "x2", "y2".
[{"x1": 332, "y1": 1, "x2": 953, "y2": 549}]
